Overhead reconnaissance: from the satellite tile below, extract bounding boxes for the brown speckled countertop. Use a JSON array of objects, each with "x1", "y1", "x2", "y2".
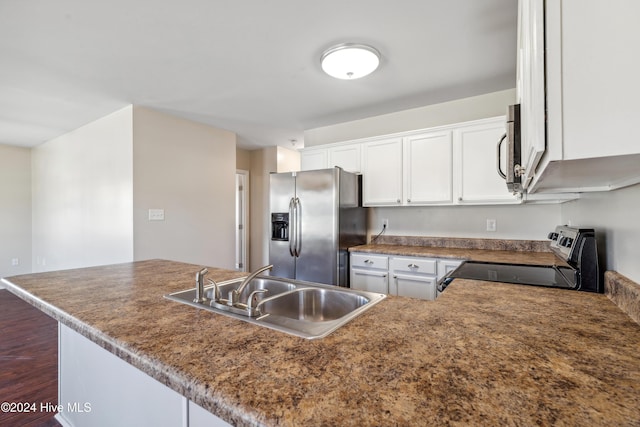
[{"x1": 3, "y1": 260, "x2": 640, "y2": 426}]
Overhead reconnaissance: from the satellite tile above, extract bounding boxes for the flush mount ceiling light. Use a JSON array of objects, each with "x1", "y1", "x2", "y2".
[{"x1": 320, "y1": 43, "x2": 381, "y2": 80}]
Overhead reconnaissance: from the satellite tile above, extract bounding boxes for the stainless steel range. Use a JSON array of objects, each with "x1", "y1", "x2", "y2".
[{"x1": 438, "y1": 225, "x2": 601, "y2": 293}]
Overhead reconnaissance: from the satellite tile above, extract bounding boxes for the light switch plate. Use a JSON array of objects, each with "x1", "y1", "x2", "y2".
[{"x1": 148, "y1": 209, "x2": 165, "y2": 221}]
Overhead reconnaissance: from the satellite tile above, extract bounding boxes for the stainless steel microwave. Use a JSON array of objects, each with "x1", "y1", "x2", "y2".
[{"x1": 497, "y1": 104, "x2": 523, "y2": 193}]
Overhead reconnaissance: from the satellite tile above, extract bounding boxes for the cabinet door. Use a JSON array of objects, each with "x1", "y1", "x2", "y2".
[
  {"x1": 518, "y1": 0, "x2": 546, "y2": 189},
  {"x1": 300, "y1": 149, "x2": 327, "y2": 171},
  {"x1": 403, "y1": 131, "x2": 453, "y2": 204},
  {"x1": 362, "y1": 138, "x2": 403, "y2": 206},
  {"x1": 390, "y1": 274, "x2": 437, "y2": 301},
  {"x1": 328, "y1": 144, "x2": 361, "y2": 173},
  {"x1": 350, "y1": 268, "x2": 388, "y2": 294},
  {"x1": 455, "y1": 119, "x2": 521, "y2": 204}
]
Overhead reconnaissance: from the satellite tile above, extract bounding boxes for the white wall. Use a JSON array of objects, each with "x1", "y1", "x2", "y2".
[
  {"x1": 31, "y1": 107, "x2": 134, "y2": 272},
  {"x1": 304, "y1": 89, "x2": 516, "y2": 147},
  {"x1": 371, "y1": 204, "x2": 561, "y2": 241},
  {"x1": 132, "y1": 107, "x2": 236, "y2": 269},
  {"x1": 0, "y1": 144, "x2": 32, "y2": 278},
  {"x1": 561, "y1": 183, "x2": 640, "y2": 283}
]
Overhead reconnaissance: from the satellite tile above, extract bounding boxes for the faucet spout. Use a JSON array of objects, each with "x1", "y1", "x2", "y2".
[
  {"x1": 229, "y1": 264, "x2": 273, "y2": 306},
  {"x1": 194, "y1": 267, "x2": 209, "y2": 303}
]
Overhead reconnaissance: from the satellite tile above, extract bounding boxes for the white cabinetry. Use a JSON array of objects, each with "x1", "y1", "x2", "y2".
[
  {"x1": 389, "y1": 256, "x2": 438, "y2": 300},
  {"x1": 517, "y1": 0, "x2": 546, "y2": 185},
  {"x1": 520, "y1": 0, "x2": 640, "y2": 193},
  {"x1": 299, "y1": 143, "x2": 361, "y2": 173},
  {"x1": 350, "y1": 253, "x2": 389, "y2": 293},
  {"x1": 404, "y1": 131, "x2": 453, "y2": 204},
  {"x1": 454, "y1": 118, "x2": 521, "y2": 204},
  {"x1": 58, "y1": 323, "x2": 231, "y2": 427},
  {"x1": 361, "y1": 138, "x2": 404, "y2": 206},
  {"x1": 328, "y1": 143, "x2": 361, "y2": 173},
  {"x1": 300, "y1": 148, "x2": 327, "y2": 171},
  {"x1": 351, "y1": 252, "x2": 463, "y2": 301}
]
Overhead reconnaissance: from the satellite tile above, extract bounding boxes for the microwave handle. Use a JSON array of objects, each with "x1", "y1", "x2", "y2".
[{"x1": 496, "y1": 133, "x2": 507, "y2": 180}]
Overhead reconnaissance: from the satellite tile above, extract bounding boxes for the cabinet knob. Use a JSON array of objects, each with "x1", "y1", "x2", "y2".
[
  {"x1": 397, "y1": 199, "x2": 401, "y2": 204},
  {"x1": 407, "y1": 198, "x2": 411, "y2": 203}
]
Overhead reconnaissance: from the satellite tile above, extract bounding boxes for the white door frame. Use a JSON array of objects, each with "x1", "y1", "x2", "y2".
[{"x1": 235, "y1": 170, "x2": 249, "y2": 271}]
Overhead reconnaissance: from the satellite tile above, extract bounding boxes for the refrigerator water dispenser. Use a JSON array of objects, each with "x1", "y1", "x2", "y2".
[{"x1": 271, "y1": 213, "x2": 289, "y2": 241}]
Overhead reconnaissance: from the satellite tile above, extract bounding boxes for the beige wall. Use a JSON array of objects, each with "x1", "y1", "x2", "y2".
[
  {"x1": 248, "y1": 148, "x2": 275, "y2": 270},
  {"x1": 236, "y1": 148, "x2": 251, "y2": 171},
  {"x1": 132, "y1": 107, "x2": 236, "y2": 269},
  {"x1": 276, "y1": 146, "x2": 300, "y2": 172},
  {"x1": 561, "y1": 183, "x2": 640, "y2": 283},
  {"x1": 31, "y1": 106, "x2": 134, "y2": 272},
  {"x1": 304, "y1": 89, "x2": 516, "y2": 146},
  {"x1": 0, "y1": 144, "x2": 32, "y2": 279}
]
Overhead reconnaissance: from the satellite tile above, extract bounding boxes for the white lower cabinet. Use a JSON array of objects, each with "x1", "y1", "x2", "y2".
[
  {"x1": 389, "y1": 256, "x2": 438, "y2": 300},
  {"x1": 350, "y1": 253, "x2": 389, "y2": 293},
  {"x1": 58, "y1": 323, "x2": 231, "y2": 427},
  {"x1": 351, "y1": 253, "x2": 463, "y2": 301},
  {"x1": 391, "y1": 274, "x2": 438, "y2": 300}
]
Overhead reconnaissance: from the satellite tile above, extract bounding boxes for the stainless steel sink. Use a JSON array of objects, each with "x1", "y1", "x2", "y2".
[
  {"x1": 259, "y1": 288, "x2": 369, "y2": 322},
  {"x1": 164, "y1": 276, "x2": 386, "y2": 339},
  {"x1": 210, "y1": 277, "x2": 296, "y2": 303}
]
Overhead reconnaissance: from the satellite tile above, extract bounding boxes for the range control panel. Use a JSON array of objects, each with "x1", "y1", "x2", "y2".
[{"x1": 548, "y1": 225, "x2": 595, "y2": 265}]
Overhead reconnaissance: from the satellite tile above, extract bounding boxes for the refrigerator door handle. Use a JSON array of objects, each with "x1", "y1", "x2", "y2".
[
  {"x1": 288, "y1": 197, "x2": 296, "y2": 257},
  {"x1": 295, "y1": 197, "x2": 302, "y2": 257}
]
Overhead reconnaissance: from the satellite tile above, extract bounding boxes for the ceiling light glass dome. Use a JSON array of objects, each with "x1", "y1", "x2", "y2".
[{"x1": 320, "y1": 43, "x2": 381, "y2": 80}]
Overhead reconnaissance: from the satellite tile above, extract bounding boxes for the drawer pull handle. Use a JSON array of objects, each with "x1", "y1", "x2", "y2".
[
  {"x1": 364, "y1": 259, "x2": 373, "y2": 264},
  {"x1": 408, "y1": 263, "x2": 419, "y2": 268}
]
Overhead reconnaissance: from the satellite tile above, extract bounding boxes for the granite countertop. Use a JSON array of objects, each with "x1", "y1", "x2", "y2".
[
  {"x1": 349, "y1": 243, "x2": 568, "y2": 266},
  {"x1": 3, "y1": 260, "x2": 640, "y2": 426}
]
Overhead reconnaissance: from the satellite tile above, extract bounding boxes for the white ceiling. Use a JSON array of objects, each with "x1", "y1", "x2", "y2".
[{"x1": 0, "y1": 0, "x2": 517, "y2": 150}]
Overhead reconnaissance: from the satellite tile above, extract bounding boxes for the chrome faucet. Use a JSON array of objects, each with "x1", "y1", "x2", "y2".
[
  {"x1": 193, "y1": 267, "x2": 208, "y2": 303},
  {"x1": 207, "y1": 278, "x2": 221, "y2": 302},
  {"x1": 228, "y1": 264, "x2": 273, "y2": 307}
]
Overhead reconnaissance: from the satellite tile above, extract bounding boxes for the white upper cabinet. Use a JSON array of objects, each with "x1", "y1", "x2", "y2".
[
  {"x1": 454, "y1": 117, "x2": 521, "y2": 204},
  {"x1": 403, "y1": 131, "x2": 453, "y2": 205},
  {"x1": 300, "y1": 143, "x2": 361, "y2": 173},
  {"x1": 516, "y1": 0, "x2": 546, "y2": 187},
  {"x1": 362, "y1": 138, "x2": 403, "y2": 206},
  {"x1": 328, "y1": 144, "x2": 361, "y2": 173},
  {"x1": 300, "y1": 149, "x2": 327, "y2": 171},
  {"x1": 520, "y1": 0, "x2": 640, "y2": 193}
]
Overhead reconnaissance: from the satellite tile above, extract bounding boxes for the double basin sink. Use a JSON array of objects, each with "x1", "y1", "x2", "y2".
[{"x1": 165, "y1": 276, "x2": 386, "y2": 339}]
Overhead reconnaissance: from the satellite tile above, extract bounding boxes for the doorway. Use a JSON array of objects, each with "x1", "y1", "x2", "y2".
[{"x1": 235, "y1": 170, "x2": 249, "y2": 271}]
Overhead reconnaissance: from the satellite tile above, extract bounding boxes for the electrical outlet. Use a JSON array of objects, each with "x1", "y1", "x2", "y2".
[
  {"x1": 11, "y1": 258, "x2": 19, "y2": 266},
  {"x1": 382, "y1": 218, "x2": 389, "y2": 229},
  {"x1": 148, "y1": 209, "x2": 165, "y2": 221},
  {"x1": 486, "y1": 219, "x2": 497, "y2": 232}
]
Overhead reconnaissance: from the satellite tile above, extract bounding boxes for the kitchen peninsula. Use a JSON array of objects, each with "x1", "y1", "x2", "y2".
[{"x1": 3, "y1": 259, "x2": 640, "y2": 426}]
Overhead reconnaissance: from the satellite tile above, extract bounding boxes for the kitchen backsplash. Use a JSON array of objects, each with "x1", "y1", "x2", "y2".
[{"x1": 373, "y1": 235, "x2": 551, "y2": 252}]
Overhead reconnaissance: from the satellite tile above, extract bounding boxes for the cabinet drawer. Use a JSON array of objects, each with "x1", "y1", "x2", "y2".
[
  {"x1": 351, "y1": 253, "x2": 388, "y2": 270},
  {"x1": 389, "y1": 256, "x2": 437, "y2": 275}
]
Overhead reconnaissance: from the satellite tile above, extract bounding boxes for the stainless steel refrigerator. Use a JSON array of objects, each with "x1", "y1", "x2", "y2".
[{"x1": 269, "y1": 167, "x2": 367, "y2": 287}]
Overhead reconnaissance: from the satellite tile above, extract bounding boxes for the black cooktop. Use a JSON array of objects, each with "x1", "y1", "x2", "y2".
[{"x1": 445, "y1": 261, "x2": 578, "y2": 290}]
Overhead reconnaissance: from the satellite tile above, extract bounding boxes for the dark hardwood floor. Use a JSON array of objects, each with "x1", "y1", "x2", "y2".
[{"x1": 0, "y1": 290, "x2": 61, "y2": 427}]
